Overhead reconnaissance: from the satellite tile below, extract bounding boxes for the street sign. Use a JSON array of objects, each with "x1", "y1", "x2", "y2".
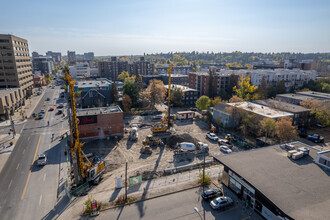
[{"x1": 129, "y1": 175, "x2": 142, "y2": 185}]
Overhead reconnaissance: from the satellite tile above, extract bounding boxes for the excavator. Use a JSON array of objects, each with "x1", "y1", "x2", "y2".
[
  {"x1": 65, "y1": 72, "x2": 105, "y2": 185},
  {"x1": 151, "y1": 65, "x2": 174, "y2": 135}
]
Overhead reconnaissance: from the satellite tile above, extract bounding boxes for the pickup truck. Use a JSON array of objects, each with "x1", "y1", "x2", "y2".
[{"x1": 307, "y1": 134, "x2": 324, "y2": 143}]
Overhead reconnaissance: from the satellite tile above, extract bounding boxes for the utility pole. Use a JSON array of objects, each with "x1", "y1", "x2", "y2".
[
  {"x1": 203, "y1": 148, "x2": 205, "y2": 192},
  {"x1": 125, "y1": 162, "x2": 128, "y2": 201}
]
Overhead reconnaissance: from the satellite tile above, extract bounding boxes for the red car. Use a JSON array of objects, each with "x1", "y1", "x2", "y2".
[{"x1": 49, "y1": 107, "x2": 54, "y2": 111}]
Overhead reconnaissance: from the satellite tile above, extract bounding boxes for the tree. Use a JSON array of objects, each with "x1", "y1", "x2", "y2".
[
  {"x1": 63, "y1": 85, "x2": 68, "y2": 93},
  {"x1": 118, "y1": 71, "x2": 130, "y2": 81},
  {"x1": 229, "y1": 95, "x2": 244, "y2": 103},
  {"x1": 74, "y1": 91, "x2": 81, "y2": 97},
  {"x1": 233, "y1": 76, "x2": 258, "y2": 101},
  {"x1": 110, "y1": 82, "x2": 119, "y2": 103},
  {"x1": 210, "y1": 97, "x2": 222, "y2": 107},
  {"x1": 256, "y1": 76, "x2": 268, "y2": 99},
  {"x1": 218, "y1": 89, "x2": 230, "y2": 100},
  {"x1": 123, "y1": 79, "x2": 139, "y2": 105},
  {"x1": 276, "y1": 79, "x2": 286, "y2": 94},
  {"x1": 171, "y1": 87, "x2": 183, "y2": 107},
  {"x1": 196, "y1": 96, "x2": 210, "y2": 110},
  {"x1": 245, "y1": 64, "x2": 253, "y2": 69},
  {"x1": 122, "y1": 95, "x2": 132, "y2": 112},
  {"x1": 258, "y1": 118, "x2": 276, "y2": 138},
  {"x1": 300, "y1": 99, "x2": 330, "y2": 126},
  {"x1": 144, "y1": 79, "x2": 167, "y2": 107},
  {"x1": 62, "y1": 64, "x2": 69, "y2": 74},
  {"x1": 45, "y1": 73, "x2": 52, "y2": 84},
  {"x1": 275, "y1": 117, "x2": 297, "y2": 143}
]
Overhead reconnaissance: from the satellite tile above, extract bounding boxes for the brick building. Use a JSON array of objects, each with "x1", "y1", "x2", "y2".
[{"x1": 77, "y1": 106, "x2": 124, "y2": 139}]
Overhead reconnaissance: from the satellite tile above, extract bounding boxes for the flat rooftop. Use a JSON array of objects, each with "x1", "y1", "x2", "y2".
[
  {"x1": 77, "y1": 106, "x2": 122, "y2": 116},
  {"x1": 75, "y1": 78, "x2": 112, "y2": 88},
  {"x1": 214, "y1": 142, "x2": 330, "y2": 220},
  {"x1": 276, "y1": 93, "x2": 316, "y2": 101},
  {"x1": 296, "y1": 91, "x2": 330, "y2": 100},
  {"x1": 228, "y1": 101, "x2": 293, "y2": 119},
  {"x1": 319, "y1": 150, "x2": 330, "y2": 158},
  {"x1": 253, "y1": 99, "x2": 310, "y2": 113},
  {"x1": 0, "y1": 88, "x2": 21, "y2": 97},
  {"x1": 164, "y1": 84, "x2": 198, "y2": 92}
]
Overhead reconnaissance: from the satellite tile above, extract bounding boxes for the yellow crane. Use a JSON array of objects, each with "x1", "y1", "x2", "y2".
[
  {"x1": 151, "y1": 65, "x2": 173, "y2": 134},
  {"x1": 65, "y1": 72, "x2": 105, "y2": 184}
]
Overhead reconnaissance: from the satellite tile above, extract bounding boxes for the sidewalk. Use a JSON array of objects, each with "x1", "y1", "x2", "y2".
[
  {"x1": 58, "y1": 166, "x2": 222, "y2": 220},
  {"x1": 0, "y1": 134, "x2": 21, "y2": 173},
  {"x1": 0, "y1": 88, "x2": 45, "y2": 127}
]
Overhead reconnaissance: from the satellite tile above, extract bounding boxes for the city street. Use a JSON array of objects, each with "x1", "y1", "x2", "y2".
[
  {"x1": 96, "y1": 187, "x2": 262, "y2": 220},
  {"x1": 0, "y1": 85, "x2": 69, "y2": 220}
]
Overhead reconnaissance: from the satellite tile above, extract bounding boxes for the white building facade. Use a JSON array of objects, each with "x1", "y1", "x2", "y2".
[{"x1": 69, "y1": 62, "x2": 90, "y2": 78}]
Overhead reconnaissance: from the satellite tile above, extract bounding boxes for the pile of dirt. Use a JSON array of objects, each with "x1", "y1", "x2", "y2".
[{"x1": 164, "y1": 133, "x2": 199, "y2": 148}]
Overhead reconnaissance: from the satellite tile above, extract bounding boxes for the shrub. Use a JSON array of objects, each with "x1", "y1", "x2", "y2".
[
  {"x1": 197, "y1": 172, "x2": 211, "y2": 185},
  {"x1": 114, "y1": 195, "x2": 137, "y2": 205},
  {"x1": 9, "y1": 141, "x2": 13, "y2": 146},
  {"x1": 83, "y1": 195, "x2": 94, "y2": 214}
]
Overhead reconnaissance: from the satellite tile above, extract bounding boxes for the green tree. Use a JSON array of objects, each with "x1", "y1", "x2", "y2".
[
  {"x1": 233, "y1": 76, "x2": 258, "y2": 101},
  {"x1": 122, "y1": 94, "x2": 132, "y2": 112},
  {"x1": 45, "y1": 73, "x2": 52, "y2": 84},
  {"x1": 118, "y1": 71, "x2": 130, "y2": 81},
  {"x1": 110, "y1": 82, "x2": 119, "y2": 103},
  {"x1": 218, "y1": 89, "x2": 230, "y2": 100},
  {"x1": 210, "y1": 97, "x2": 222, "y2": 107},
  {"x1": 277, "y1": 79, "x2": 286, "y2": 94},
  {"x1": 258, "y1": 118, "x2": 276, "y2": 138},
  {"x1": 62, "y1": 64, "x2": 69, "y2": 74},
  {"x1": 196, "y1": 96, "x2": 210, "y2": 110},
  {"x1": 256, "y1": 76, "x2": 268, "y2": 99},
  {"x1": 63, "y1": 85, "x2": 68, "y2": 93},
  {"x1": 123, "y1": 79, "x2": 139, "y2": 105},
  {"x1": 171, "y1": 87, "x2": 183, "y2": 107}
]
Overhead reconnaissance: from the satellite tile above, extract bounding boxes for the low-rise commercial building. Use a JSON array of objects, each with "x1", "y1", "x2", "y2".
[
  {"x1": 32, "y1": 56, "x2": 54, "y2": 74},
  {"x1": 155, "y1": 64, "x2": 192, "y2": 75},
  {"x1": 214, "y1": 142, "x2": 330, "y2": 220},
  {"x1": 213, "y1": 101, "x2": 293, "y2": 128},
  {"x1": 0, "y1": 88, "x2": 25, "y2": 120},
  {"x1": 74, "y1": 78, "x2": 112, "y2": 108},
  {"x1": 276, "y1": 93, "x2": 320, "y2": 105},
  {"x1": 77, "y1": 106, "x2": 124, "y2": 139},
  {"x1": 33, "y1": 74, "x2": 46, "y2": 87},
  {"x1": 69, "y1": 62, "x2": 90, "y2": 78},
  {"x1": 253, "y1": 99, "x2": 310, "y2": 127},
  {"x1": 164, "y1": 84, "x2": 199, "y2": 106}
]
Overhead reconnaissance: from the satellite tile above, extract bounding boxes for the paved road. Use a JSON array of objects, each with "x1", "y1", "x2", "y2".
[
  {"x1": 96, "y1": 187, "x2": 262, "y2": 220},
  {"x1": 0, "y1": 85, "x2": 69, "y2": 220}
]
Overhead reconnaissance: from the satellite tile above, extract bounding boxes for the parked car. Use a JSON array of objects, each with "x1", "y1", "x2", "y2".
[
  {"x1": 152, "y1": 115, "x2": 163, "y2": 121},
  {"x1": 40, "y1": 109, "x2": 46, "y2": 113},
  {"x1": 38, "y1": 113, "x2": 44, "y2": 119},
  {"x1": 151, "y1": 110, "x2": 162, "y2": 115},
  {"x1": 49, "y1": 107, "x2": 54, "y2": 111},
  {"x1": 57, "y1": 109, "x2": 63, "y2": 115},
  {"x1": 202, "y1": 189, "x2": 223, "y2": 200},
  {"x1": 316, "y1": 124, "x2": 326, "y2": 128},
  {"x1": 307, "y1": 134, "x2": 325, "y2": 143},
  {"x1": 210, "y1": 196, "x2": 233, "y2": 209},
  {"x1": 141, "y1": 111, "x2": 149, "y2": 116},
  {"x1": 58, "y1": 104, "x2": 64, "y2": 108},
  {"x1": 32, "y1": 113, "x2": 37, "y2": 117},
  {"x1": 46, "y1": 97, "x2": 50, "y2": 101},
  {"x1": 37, "y1": 154, "x2": 47, "y2": 166},
  {"x1": 220, "y1": 145, "x2": 232, "y2": 154},
  {"x1": 206, "y1": 132, "x2": 218, "y2": 141}
]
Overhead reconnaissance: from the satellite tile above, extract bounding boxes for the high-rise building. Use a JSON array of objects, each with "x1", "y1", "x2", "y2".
[
  {"x1": 0, "y1": 34, "x2": 34, "y2": 95},
  {"x1": 128, "y1": 57, "x2": 154, "y2": 76},
  {"x1": 46, "y1": 51, "x2": 62, "y2": 63},
  {"x1": 98, "y1": 57, "x2": 128, "y2": 80},
  {"x1": 67, "y1": 51, "x2": 76, "y2": 65},
  {"x1": 83, "y1": 52, "x2": 94, "y2": 61},
  {"x1": 32, "y1": 56, "x2": 54, "y2": 74}
]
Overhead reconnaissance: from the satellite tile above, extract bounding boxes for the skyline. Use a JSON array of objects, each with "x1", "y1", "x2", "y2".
[{"x1": 1, "y1": 0, "x2": 330, "y2": 56}]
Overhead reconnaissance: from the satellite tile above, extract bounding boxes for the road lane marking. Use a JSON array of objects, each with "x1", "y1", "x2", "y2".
[
  {"x1": 43, "y1": 106, "x2": 49, "y2": 120},
  {"x1": 21, "y1": 135, "x2": 41, "y2": 200},
  {"x1": 16, "y1": 163, "x2": 20, "y2": 170},
  {"x1": 241, "y1": 216, "x2": 251, "y2": 220},
  {"x1": 22, "y1": 149, "x2": 25, "y2": 154},
  {"x1": 43, "y1": 173, "x2": 46, "y2": 182},
  {"x1": 39, "y1": 194, "x2": 42, "y2": 206},
  {"x1": 8, "y1": 179, "x2": 12, "y2": 189},
  {"x1": 28, "y1": 136, "x2": 30, "y2": 141}
]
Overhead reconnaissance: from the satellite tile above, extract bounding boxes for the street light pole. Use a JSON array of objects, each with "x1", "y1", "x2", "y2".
[
  {"x1": 203, "y1": 148, "x2": 205, "y2": 192},
  {"x1": 194, "y1": 207, "x2": 203, "y2": 220}
]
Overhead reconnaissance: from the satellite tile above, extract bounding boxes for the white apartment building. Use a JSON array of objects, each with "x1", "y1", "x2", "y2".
[
  {"x1": 217, "y1": 69, "x2": 317, "y2": 92},
  {"x1": 69, "y1": 62, "x2": 90, "y2": 78}
]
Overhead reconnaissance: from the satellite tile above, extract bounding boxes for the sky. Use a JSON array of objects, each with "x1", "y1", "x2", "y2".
[{"x1": 1, "y1": 0, "x2": 330, "y2": 56}]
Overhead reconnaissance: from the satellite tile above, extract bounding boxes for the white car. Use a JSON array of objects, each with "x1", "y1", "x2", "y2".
[
  {"x1": 220, "y1": 145, "x2": 232, "y2": 154},
  {"x1": 37, "y1": 153, "x2": 47, "y2": 166},
  {"x1": 206, "y1": 132, "x2": 218, "y2": 141}
]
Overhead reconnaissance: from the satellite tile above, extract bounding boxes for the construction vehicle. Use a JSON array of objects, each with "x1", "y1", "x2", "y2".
[
  {"x1": 129, "y1": 125, "x2": 138, "y2": 141},
  {"x1": 174, "y1": 142, "x2": 209, "y2": 157},
  {"x1": 143, "y1": 135, "x2": 164, "y2": 147},
  {"x1": 218, "y1": 134, "x2": 232, "y2": 146},
  {"x1": 65, "y1": 72, "x2": 105, "y2": 185},
  {"x1": 151, "y1": 65, "x2": 174, "y2": 135},
  {"x1": 140, "y1": 145, "x2": 152, "y2": 154}
]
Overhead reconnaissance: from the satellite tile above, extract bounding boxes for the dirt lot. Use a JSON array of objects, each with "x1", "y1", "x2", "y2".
[{"x1": 81, "y1": 117, "x2": 232, "y2": 190}]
